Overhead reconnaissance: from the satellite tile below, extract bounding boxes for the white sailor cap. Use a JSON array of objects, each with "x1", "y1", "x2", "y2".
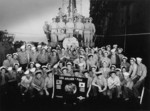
[
  {"x1": 27, "y1": 44, "x2": 32, "y2": 47},
  {"x1": 24, "y1": 70, "x2": 30, "y2": 75},
  {"x1": 52, "y1": 49, "x2": 57, "y2": 53},
  {"x1": 130, "y1": 57, "x2": 136, "y2": 61},
  {"x1": 17, "y1": 67, "x2": 22, "y2": 72},
  {"x1": 43, "y1": 46, "x2": 48, "y2": 50},
  {"x1": 111, "y1": 65, "x2": 116, "y2": 69},
  {"x1": 0, "y1": 66, "x2": 7, "y2": 70},
  {"x1": 47, "y1": 63, "x2": 51, "y2": 67},
  {"x1": 61, "y1": 67, "x2": 68, "y2": 71},
  {"x1": 13, "y1": 53, "x2": 18, "y2": 56},
  {"x1": 42, "y1": 65, "x2": 47, "y2": 68},
  {"x1": 102, "y1": 60, "x2": 107, "y2": 64},
  {"x1": 94, "y1": 47, "x2": 98, "y2": 51},
  {"x1": 101, "y1": 46, "x2": 105, "y2": 50},
  {"x1": 67, "y1": 62, "x2": 72, "y2": 66},
  {"x1": 95, "y1": 71, "x2": 103, "y2": 76},
  {"x1": 116, "y1": 68, "x2": 121, "y2": 72},
  {"x1": 35, "y1": 63, "x2": 41, "y2": 68},
  {"x1": 80, "y1": 48, "x2": 85, "y2": 52},
  {"x1": 118, "y1": 48, "x2": 123, "y2": 51},
  {"x1": 46, "y1": 70, "x2": 52, "y2": 74},
  {"x1": 30, "y1": 68, "x2": 36, "y2": 73},
  {"x1": 122, "y1": 56, "x2": 128, "y2": 60},
  {"x1": 31, "y1": 47, "x2": 36, "y2": 51},
  {"x1": 88, "y1": 54, "x2": 93, "y2": 57},
  {"x1": 37, "y1": 45, "x2": 42, "y2": 48},
  {"x1": 7, "y1": 67, "x2": 12, "y2": 71},
  {"x1": 79, "y1": 55, "x2": 85, "y2": 59},
  {"x1": 111, "y1": 49, "x2": 116, "y2": 53},
  {"x1": 106, "y1": 45, "x2": 111, "y2": 48},
  {"x1": 91, "y1": 65, "x2": 97, "y2": 69},
  {"x1": 14, "y1": 63, "x2": 20, "y2": 66},
  {"x1": 104, "y1": 51, "x2": 109, "y2": 54},
  {"x1": 47, "y1": 46, "x2": 51, "y2": 49},
  {"x1": 20, "y1": 45, "x2": 25, "y2": 49},
  {"x1": 136, "y1": 57, "x2": 142, "y2": 61},
  {"x1": 6, "y1": 54, "x2": 12, "y2": 57},
  {"x1": 35, "y1": 70, "x2": 42, "y2": 75},
  {"x1": 30, "y1": 62, "x2": 35, "y2": 65},
  {"x1": 113, "y1": 44, "x2": 118, "y2": 48}
]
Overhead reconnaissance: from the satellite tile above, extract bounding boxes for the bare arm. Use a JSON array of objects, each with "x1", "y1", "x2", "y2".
[
  {"x1": 139, "y1": 65, "x2": 147, "y2": 81},
  {"x1": 131, "y1": 64, "x2": 137, "y2": 79},
  {"x1": 92, "y1": 77, "x2": 100, "y2": 88},
  {"x1": 102, "y1": 78, "x2": 107, "y2": 91},
  {"x1": 92, "y1": 23, "x2": 96, "y2": 34}
]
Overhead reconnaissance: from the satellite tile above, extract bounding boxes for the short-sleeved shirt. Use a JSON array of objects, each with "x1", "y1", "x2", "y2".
[
  {"x1": 50, "y1": 22, "x2": 58, "y2": 33},
  {"x1": 18, "y1": 51, "x2": 28, "y2": 64},
  {"x1": 75, "y1": 22, "x2": 84, "y2": 34},
  {"x1": 31, "y1": 51, "x2": 39, "y2": 63},
  {"x1": 57, "y1": 22, "x2": 66, "y2": 33},
  {"x1": 21, "y1": 76, "x2": 32, "y2": 88},
  {"x1": 66, "y1": 22, "x2": 74, "y2": 34},
  {"x1": 84, "y1": 23, "x2": 91, "y2": 33},
  {"x1": 37, "y1": 53, "x2": 49, "y2": 64},
  {"x1": 3, "y1": 59, "x2": 14, "y2": 67},
  {"x1": 93, "y1": 75, "x2": 107, "y2": 87}
]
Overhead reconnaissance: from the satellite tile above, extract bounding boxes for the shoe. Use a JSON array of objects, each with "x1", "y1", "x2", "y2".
[
  {"x1": 138, "y1": 96, "x2": 141, "y2": 99},
  {"x1": 73, "y1": 102, "x2": 76, "y2": 105},
  {"x1": 125, "y1": 98, "x2": 129, "y2": 101}
]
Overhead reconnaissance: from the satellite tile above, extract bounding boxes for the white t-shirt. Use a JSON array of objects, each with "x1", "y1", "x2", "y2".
[{"x1": 21, "y1": 76, "x2": 32, "y2": 88}]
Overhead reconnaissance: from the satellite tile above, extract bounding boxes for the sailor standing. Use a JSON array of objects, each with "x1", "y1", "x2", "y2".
[
  {"x1": 75, "y1": 18, "x2": 84, "y2": 46},
  {"x1": 49, "y1": 18, "x2": 58, "y2": 47},
  {"x1": 84, "y1": 18, "x2": 91, "y2": 47},
  {"x1": 66, "y1": 18, "x2": 74, "y2": 37},
  {"x1": 89, "y1": 17, "x2": 96, "y2": 47}
]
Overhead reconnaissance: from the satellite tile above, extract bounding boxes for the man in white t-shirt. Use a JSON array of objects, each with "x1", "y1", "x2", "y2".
[{"x1": 19, "y1": 70, "x2": 32, "y2": 95}]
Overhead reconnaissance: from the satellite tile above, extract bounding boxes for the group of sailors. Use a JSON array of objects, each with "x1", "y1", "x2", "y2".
[
  {"x1": 43, "y1": 16, "x2": 95, "y2": 48},
  {"x1": 0, "y1": 42, "x2": 147, "y2": 102}
]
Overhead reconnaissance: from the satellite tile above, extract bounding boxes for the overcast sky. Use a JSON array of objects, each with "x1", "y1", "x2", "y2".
[{"x1": 0, "y1": 0, "x2": 89, "y2": 42}]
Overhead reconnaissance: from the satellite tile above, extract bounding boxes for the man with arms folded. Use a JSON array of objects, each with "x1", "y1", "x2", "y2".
[
  {"x1": 91, "y1": 72, "x2": 107, "y2": 97},
  {"x1": 31, "y1": 70, "x2": 45, "y2": 96},
  {"x1": 107, "y1": 71, "x2": 121, "y2": 99}
]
